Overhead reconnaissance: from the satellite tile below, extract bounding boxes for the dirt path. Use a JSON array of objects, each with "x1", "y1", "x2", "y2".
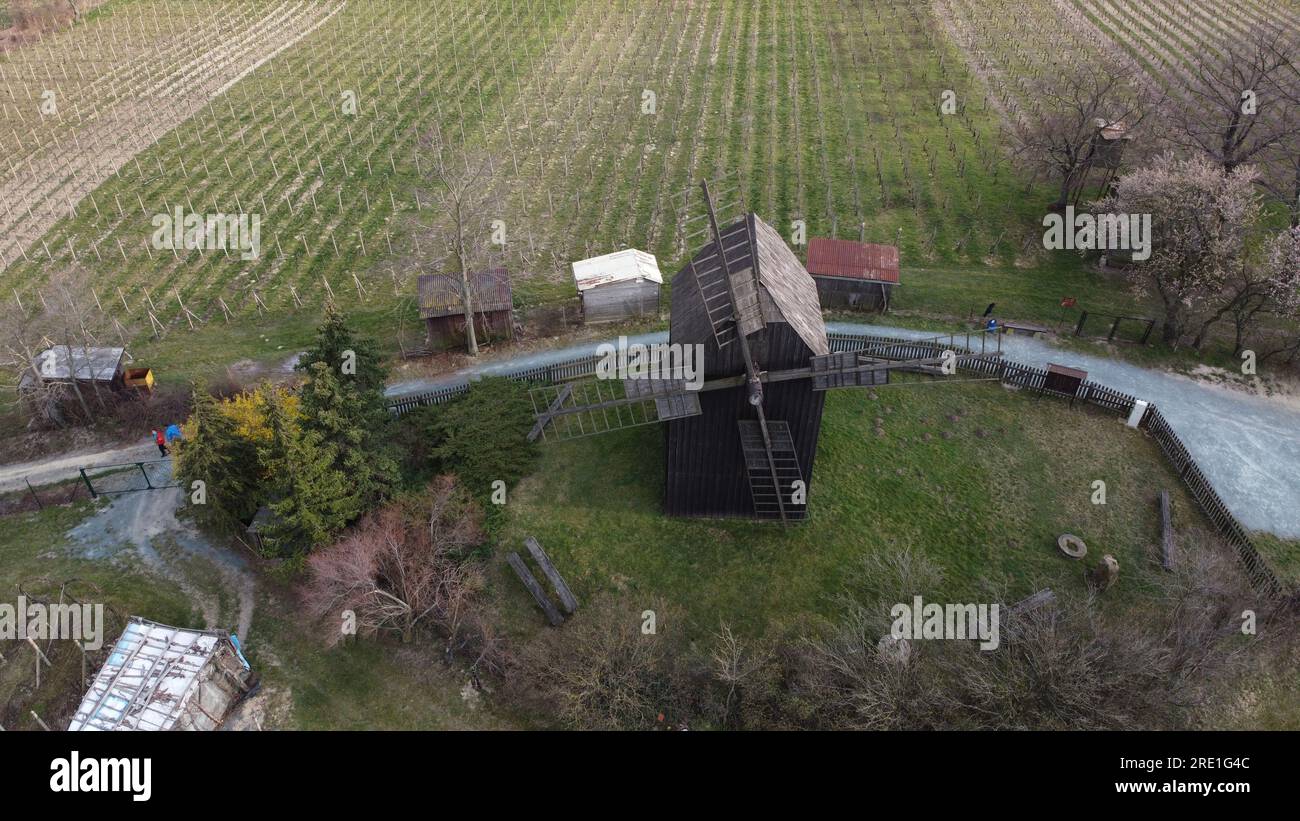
[
  {"x1": 0, "y1": 437, "x2": 157, "y2": 494},
  {"x1": 68, "y1": 482, "x2": 256, "y2": 639}
]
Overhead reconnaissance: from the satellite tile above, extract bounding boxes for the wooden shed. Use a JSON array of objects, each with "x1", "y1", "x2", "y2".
[
  {"x1": 417, "y1": 268, "x2": 514, "y2": 349},
  {"x1": 19, "y1": 345, "x2": 127, "y2": 392},
  {"x1": 665, "y1": 213, "x2": 830, "y2": 519},
  {"x1": 571, "y1": 248, "x2": 662, "y2": 324},
  {"x1": 805, "y1": 238, "x2": 899, "y2": 311}
]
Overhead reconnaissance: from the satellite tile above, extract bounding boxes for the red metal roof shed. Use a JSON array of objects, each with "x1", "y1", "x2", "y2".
[{"x1": 806, "y1": 238, "x2": 900, "y2": 284}]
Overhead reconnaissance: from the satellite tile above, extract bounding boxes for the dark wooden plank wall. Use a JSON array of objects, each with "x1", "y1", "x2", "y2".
[
  {"x1": 664, "y1": 324, "x2": 825, "y2": 518},
  {"x1": 425, "y1": 309, "x2": 513, "y2": 348},
  {"x1": 813, "y1": 276, "x2": 891, "y2": 310}
]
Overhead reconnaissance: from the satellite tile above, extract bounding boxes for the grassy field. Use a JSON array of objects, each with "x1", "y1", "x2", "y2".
[
  {"x1": 5, "y1": 0, "x2": 1292, "y2": 405},
  {"x1": 495, "y1": 375, "x2": 1217, "y2": 638}
]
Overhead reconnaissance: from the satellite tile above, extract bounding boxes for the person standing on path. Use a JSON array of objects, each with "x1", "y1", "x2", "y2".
[{"x1": 153, "y1": 429, "x2": 169, "y2": 458}]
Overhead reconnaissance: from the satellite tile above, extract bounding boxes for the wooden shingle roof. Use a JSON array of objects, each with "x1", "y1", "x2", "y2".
[
  {"x1": 671, "y1": 213, "x2": 828, "y2": 358},
  {"x1": 417, "y1": 269, "x2": 513, "y2": 319}
]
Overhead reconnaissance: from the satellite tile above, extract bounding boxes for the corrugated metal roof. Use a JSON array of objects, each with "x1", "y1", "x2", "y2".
[
  {"x1": 418, "y1": 269, "x2": 513, "y2": 318},
  {"x1": 33, "y1": 346, "x2": 125, "y2": 382},
  {"x1": 69, "y1": 617, "x2": 250, "y2": 731},
  {"x1": 572, "y1": 248, "x2": 663, "y2": 291},
  {"x1": 806, "y1": 238, "x2": 900, "y2": 283}
]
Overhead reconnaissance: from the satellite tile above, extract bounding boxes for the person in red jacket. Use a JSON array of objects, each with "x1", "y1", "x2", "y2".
[{"x1": 152, "y1": 428, "x2": 169, "y2": 457}]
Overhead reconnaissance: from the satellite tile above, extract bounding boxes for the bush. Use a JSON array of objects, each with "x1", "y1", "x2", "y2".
[{"x1": 397, "y1": 378, "x2": 539, "y2": 503}]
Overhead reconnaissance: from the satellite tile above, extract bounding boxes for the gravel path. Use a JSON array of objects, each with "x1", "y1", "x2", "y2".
[{"x1": 385, "y1": 323, "x2": 1300, "y2": 538}]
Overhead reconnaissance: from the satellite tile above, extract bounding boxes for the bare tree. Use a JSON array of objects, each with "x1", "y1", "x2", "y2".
[
  {"x1": 304, "y1": 475, "x2": 485, "y2": 647},
  {"x1": 1, "y1": 268, "x2": 131, "y2": 426},
  {"x1": 513, "y1": 594, "x2": 683, "y2": 730},
  {"x1": 1096, "y1": 153, "x2": 1262, "y2": 346},
  {"x1": 1009, "y1": 60, "x2": 1152, "y2": 210},
  {"x1": 1169, "y1": 25, "x2": 1300, "y2": 176},
  {"x1": 1261, "y1": 58, "x2": 1300, "y2": 226},
  {"x1": 412, "y1": 133, "x2": 503, "y2": 356}
]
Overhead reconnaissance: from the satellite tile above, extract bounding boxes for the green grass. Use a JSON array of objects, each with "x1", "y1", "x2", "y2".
[
  {"x1": 1252, "y1": 532, "x2": 1300, "y2": 588},
  {"x1": 1, "y1": 0, "x2": 1077, "y2": 354},
  {"x1": 0, "y1": 501, "x2": 198, "y2": 729},
  {"x1": 243, "y1": 589, "x2": 513, "y2": 730},
  {"x1": 496, "y1": 376, "x2": 1217, "y2": 638}
]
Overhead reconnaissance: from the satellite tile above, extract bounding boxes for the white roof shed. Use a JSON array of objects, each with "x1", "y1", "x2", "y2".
[{"x1": 571, "y1": 249, "x2": 663, "y2": 292}]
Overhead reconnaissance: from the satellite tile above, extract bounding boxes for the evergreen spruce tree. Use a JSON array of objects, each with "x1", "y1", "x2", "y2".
[
  {"x1": 174, "y1": 383, "x2": 260, "y2": 528},
  {"x1": 296, "y1": 299, "x2": 388, "y2": 399},
  {"x1": 298, "y1": 361, "x2": 399, "y2": 506},
  {"x1": 258, "y1": 385, "x2": 358, "y2": 555}
]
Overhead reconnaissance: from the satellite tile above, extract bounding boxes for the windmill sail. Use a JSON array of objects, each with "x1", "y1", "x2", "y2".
[{"x1": 528, "y1": 377, "x2": 702, "y2": 442}]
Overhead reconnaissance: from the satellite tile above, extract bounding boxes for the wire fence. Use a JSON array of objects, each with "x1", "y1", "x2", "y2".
[
  {"x1": 78, "y1": 459, "x2": 178, "y2": 497},
  {"x1": 383, "y1": 329, "x2": 1287, "y2": 595}
]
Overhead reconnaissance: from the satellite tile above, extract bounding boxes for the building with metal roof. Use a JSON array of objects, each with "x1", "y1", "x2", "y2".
[
  {"x1": 24, "y1": 346, "x2": 126, "y2": 385},
  {"x1": 571, "y1": 248, "x2": 662, "y2": 324},
  {"x1": 805, "y1": 238, "x2": 899, "y2": 312},
  {"x1": 69, "y1": 617, "x2": 253, "y2": 731},
  {"x1": 417, "y1": 269, "x2": 514, "y2": 349}
]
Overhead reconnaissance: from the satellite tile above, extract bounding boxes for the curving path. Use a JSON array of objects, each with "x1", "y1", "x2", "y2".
[{"x1": 384, "y1": 323, "x2": 1300, "y2": 539}]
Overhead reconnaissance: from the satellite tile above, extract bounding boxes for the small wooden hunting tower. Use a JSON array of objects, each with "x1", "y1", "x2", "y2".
[
  {"x1": 572, "y1": 248, "x2": 662, "y2": 323},
  {"x1": 1088, "y1": 119, "x2": 1134, "y2": 170},
  {"x1": 806, "y1": 237, "x2": 899, "y2": 311},
  {"x1": 418, "y1": 269, "x2": 513, "y2": 349},
  {"x1": 666, "y1": 213, "x2": 830, "y2": 519}
]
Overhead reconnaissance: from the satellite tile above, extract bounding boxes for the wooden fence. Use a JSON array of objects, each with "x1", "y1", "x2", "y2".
[
  {"x1": 830, "y1": 333, "x2": 1287, "y2": 596},
  {"x1": 385, "y1": 329, "x2": 1287, "y2": 595}
]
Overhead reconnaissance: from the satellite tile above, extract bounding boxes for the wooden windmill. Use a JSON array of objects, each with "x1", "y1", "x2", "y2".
[{"x1": 527, "y1": 179, "x2": 1000, "y2": 522}]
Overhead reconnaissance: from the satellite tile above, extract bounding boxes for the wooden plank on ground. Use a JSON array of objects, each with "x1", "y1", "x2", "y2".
[
  {"x1": 507, "y1": 551, "x2": 564, "y2": 626},
  {"x1": 1007, "y1": 588, "x2": 1055, "y2": 617},
  {"x1": 525, "y1": 536, "x2": 578, "y2": 614},
  {"x1": 1159, "y1": 490, "x2": 1175, "y2": 571},
  {"x1": 527, "y1": 383, "x2": 573, "y2": 442},
  {"x1": 1003, "y1": 588, "x2": 1055, "y2": 639}
]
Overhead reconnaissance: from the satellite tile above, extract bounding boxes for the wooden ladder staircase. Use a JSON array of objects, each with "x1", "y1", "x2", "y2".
[{"x1": 738, "y1": 419, "x2": 807, "y2": 520}]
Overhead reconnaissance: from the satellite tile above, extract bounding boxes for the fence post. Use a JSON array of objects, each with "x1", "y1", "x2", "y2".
[
  {"x1": 1108, "y1": 315, "x2": 1122, "y2": 341},
  {"x1": 79, "y1": 468, "x2": 97, "y2": 499},
  {"x1": 139, "y1": 462, "x2": 153, "y2": 490},
  {"x1": 25, "y1": 478, "x2": 42, "y2": 510}
]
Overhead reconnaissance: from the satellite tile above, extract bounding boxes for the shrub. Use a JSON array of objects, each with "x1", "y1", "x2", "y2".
[{"x1": 400, "y1": 378, "x2": 539, "y2": 503}]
